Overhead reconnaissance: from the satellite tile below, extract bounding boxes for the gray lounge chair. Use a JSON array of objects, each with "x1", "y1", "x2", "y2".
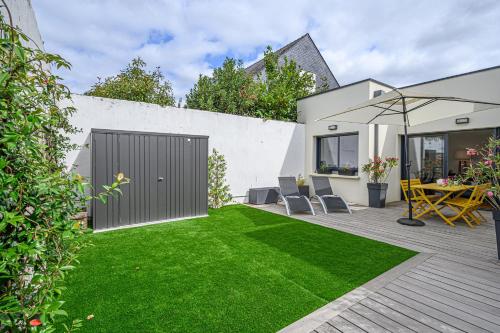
[
  {"x1": 278, "y1": 177, "x2": 315, "y2": 216},
  {"x1": 311, "y1": 176, "x2": 352, "y2": 214}
]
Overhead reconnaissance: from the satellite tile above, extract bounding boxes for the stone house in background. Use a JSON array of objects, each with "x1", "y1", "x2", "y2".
[{"x1": 245, "y1": 33, "x2": 339, "y2": 91}]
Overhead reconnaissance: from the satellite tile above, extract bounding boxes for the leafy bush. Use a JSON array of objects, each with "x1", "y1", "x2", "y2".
[
  {"x1": 253, "y1": 46, "x2": 316, "y2": 121},
  {"x1": 361, "y1": 156, "x2": 398, "y2": 184},
  {"x1": 208, "y1": 149, "x2": 232, "y2": 208},
  {"x1": 85, "y1": 57, "x2": 176, "y2": 107},
  {"x1": 460, "y1": 137, "x2": 500, "y2": 210},
  {"x1": 0, "y1": 12, "x2": 125, "y2": 332},
  {"x1": 185, "y1": 46, "x2": 318, "y2": 121},
  {"x1": 185, "y1": 58, "x2": 257, "y2": 116}
]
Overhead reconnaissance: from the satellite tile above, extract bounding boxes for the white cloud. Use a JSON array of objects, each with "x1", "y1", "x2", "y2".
[{"x1": 31, "y1": 0, "x2": 500, "y2": 100}]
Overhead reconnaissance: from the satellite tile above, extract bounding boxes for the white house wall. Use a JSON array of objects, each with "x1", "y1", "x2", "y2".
[
  {"x1": 64, "y1": 94, "x2": 305, "y2": 202},
  {"x1": 298, "y1": 81, "x2": 387, "y2": 206},
  {"x1": 404, "y1": 67, "x2": 500, "y2": 135},
  {"x1": 299, "y1": 68, "x2": 500, "y2": 206}
]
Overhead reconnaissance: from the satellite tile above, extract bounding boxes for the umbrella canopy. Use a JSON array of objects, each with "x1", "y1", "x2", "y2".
[
  {"x1": 316, "y1": 88, "x2": 500, "y2": 126},
  {"x1": 315, "y1": 87, "x2": 500, "y2": 227}
]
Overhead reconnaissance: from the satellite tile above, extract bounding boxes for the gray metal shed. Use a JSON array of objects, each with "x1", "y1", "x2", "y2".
[{"x1": 91, "y1": 129, "x2": 208, "y2": 230}]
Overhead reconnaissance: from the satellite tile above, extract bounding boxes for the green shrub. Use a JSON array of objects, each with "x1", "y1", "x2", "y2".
[
  {"x1": 208, "y1": 149, "x2": 232, "y2": 208},
  {"x1": 0, "y1": 11, "x2": 125, "y2": 332},
  {"x1": 85, "y1": 57, "x2": 176, "y2": 107}
]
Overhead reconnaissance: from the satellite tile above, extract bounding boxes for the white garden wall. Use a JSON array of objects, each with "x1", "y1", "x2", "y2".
[{"x1": 64, "y1": 94, "x2": 305, "y2": 202}]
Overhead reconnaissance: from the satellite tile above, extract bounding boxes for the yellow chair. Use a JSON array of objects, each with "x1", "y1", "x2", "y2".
[
  {"x1": 444, "y1": 184, "x2": 489, "y2": 227},
  {"x1": 471, "y1": 184, "x2": 490, "y2": 223},
  {"x1": 400, "y1": 179, "x2": 439, "y2": 216}
]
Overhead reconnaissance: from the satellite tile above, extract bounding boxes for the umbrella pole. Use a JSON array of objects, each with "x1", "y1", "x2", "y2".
[{"x1": 398, "y1": 97, "x2": 425, "y2": 226}]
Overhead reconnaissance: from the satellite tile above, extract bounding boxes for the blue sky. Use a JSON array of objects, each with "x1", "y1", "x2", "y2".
[{"x1": 32, "y1": 0, "x2": 500, "y2": 102}]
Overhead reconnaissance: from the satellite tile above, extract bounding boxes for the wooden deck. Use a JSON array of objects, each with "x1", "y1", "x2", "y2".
[{"x1": 256, "y1": 202, "x2": 500, "y2": 333}]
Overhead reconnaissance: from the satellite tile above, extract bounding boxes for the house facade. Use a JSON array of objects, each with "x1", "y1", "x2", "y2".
[
  {"x1": 298, "y1": 66, "x2": 500, "y2": 206},
  {"x1": 245, "y1": 33, "x2": 339, "y2": 91}
]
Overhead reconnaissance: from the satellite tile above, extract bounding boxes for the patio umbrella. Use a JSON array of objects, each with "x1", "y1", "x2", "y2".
[{"x1": 316, "y1": 88, "x2": 500, "y2": 226}]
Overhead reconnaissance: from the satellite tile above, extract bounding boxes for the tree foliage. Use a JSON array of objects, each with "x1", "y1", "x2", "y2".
[
  {"x1": 253, "y1": 46, "x2": 315, "y2": 120},
  {"x1": 85, "y1": 57, "x2": 176, "y2": 107},
  {"x1": 0, "y1": 11, "x2": 125, "y2": 332},
  {"x1": 185, "y1": 58, "x2": 257, "y2": 116},
  {"x1": 185, "y1": 46, "x2": 318, "y2": 121},
  {"x1": 208, "y1": 149, "x2": 232, "y2": 208}
]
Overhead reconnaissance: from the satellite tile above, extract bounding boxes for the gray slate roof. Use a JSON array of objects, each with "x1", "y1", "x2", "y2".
[{"x1": 245, "y1": 33, "x2": 339, "y2": 89}]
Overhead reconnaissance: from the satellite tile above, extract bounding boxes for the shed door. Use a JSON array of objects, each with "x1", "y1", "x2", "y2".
[{"x1": 92, "y1": 130, "x2": 208, "y2": 230}]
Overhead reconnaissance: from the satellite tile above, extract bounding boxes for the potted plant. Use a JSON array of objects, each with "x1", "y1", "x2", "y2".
[
  {"x1": 460, "y1": 137, "x2": 499, "y2": 259},
  {"x1": 361, "y1": 156, "x2": 398, "y2": 208},
  {"x1": 296, "y1": 174, "x2": 309, "y2": 197},
  {"x1": 317, "y1": 161, "x2": 330, "y2": 174},
  {"x1": 338, "y1": 163, "x2": 356, "y2": 176}
]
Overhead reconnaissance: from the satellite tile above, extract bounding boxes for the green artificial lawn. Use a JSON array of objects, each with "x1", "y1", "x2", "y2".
[{"x1": 61, "y1": 205, "x2": 415, "y2": 332}]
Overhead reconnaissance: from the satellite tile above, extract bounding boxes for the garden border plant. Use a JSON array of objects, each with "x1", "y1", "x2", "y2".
[
  {"x1": 362, "y1": 156, "x2": 398, "y2": 208},
  {"x1": 0, "y1": 7, "x2": 126, "y2": 332},
  {"x1": 208, "y1": 149, "x2": 232, "y2": 209},
  {"x1": 459, "y1": 137, "x2": 500, "y2": 259}
]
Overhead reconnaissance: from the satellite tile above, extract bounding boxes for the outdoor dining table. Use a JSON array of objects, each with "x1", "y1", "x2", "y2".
[{"x1": 412, "y1": 183, "x2": 473, "y2": 227}]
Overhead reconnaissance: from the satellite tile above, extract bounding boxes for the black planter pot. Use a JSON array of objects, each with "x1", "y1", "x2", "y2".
[
  {"x1": 298, "y1": 185, "x2": 310, "y2": 198},
  {"x1": 367, "y1": 183, "x2": 388, "y2": 208},
  {"x1": 493, "y1": 210, "x2": 500, "y2": 260}
]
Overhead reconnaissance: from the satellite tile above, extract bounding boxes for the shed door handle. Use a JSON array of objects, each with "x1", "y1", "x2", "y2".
[{"x1": 158, "y1": 177, "x2": 164, "y2": 182}]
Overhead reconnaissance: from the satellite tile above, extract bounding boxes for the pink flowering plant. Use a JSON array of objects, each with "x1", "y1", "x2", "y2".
[
  {"x1": 460, "y1": 137, "x2": 500, "y2": 210},
  {"x1": 361, "y1": 156, "x2": 398, "y2": 184}
]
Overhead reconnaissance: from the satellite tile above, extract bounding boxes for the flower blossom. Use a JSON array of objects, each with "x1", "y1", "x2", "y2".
[
  {"x1": 466, "y1": 148, "x2": 477, "y2": 157},
  {"x1": 30, "y1": 319, "x2": 42, "y2": 326}
]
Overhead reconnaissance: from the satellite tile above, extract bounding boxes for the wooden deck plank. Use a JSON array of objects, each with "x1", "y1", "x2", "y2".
[
  {"x1": 415, "y1": 265, "x2": 500, "y2": 294},
  {"x1": 328, "y1": 316, "x2": 366, "y2": 333},
  {"x1": 425, "y1": 256, "x2": 500, "y2": 277},
  {"x1": 385, "y1": 283, "x2": 500, "y2": 332},
  {"x1": 405, "y1": 270, "x2": 500, "y2": 308},
  {"x1": 427, "y1": 255, "x2": 500, "y2": 275},
  {"x1": 419, "y1": 262, "x2": 500, "y2": 290},
  {"x1": 359, "y1": 297, "x2": 440, "y2": 332},
  {"x1": 313, "y1": 323, "x2": 343, "y2": 333},
  {"x1": 368, "y1": 293, "x2": 463, "y2": 333},
  {"x1": 378, "y1": 288, "x2": 488, "y2": 333},
  {"x1": 390, "y1": 278, "x2": 500, "y2": 326},
  {"x1": 397, "y1": 274, "x2": 500, "y2": 317},
  {"x1": 349, "y1": 303, "x2": 414, "y2": 333},
  {"x1": 338, "y1": 309, "x2": 390, "y2": 333},
  {"x1": 433, "y1": 253, "x2": 500, "y2": 272}
]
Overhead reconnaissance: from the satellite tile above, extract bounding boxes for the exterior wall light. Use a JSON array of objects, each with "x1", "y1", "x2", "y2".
[
  {"x1": 328, "y1": 124, "x2": 338, "y2": 131},
  {"x1": 455, "y1": 117, "x2": 469, "y2": 125}
]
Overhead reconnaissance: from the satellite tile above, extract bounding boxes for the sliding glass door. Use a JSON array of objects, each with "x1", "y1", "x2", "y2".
[{"x1": 405, "y1": 134, "x2": 447, "y2": 183}]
